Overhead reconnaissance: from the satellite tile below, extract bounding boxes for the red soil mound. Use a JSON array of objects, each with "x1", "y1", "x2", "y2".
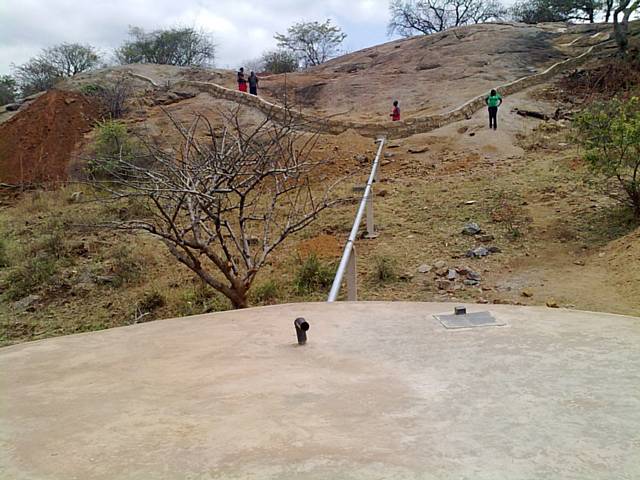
[{"x1": 0, "y1": 90, "x2": 98, "y2": 185}]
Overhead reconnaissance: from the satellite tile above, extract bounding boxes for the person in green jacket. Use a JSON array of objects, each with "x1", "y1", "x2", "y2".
[{"x1": 485, "y1": 89, "x2": 503, "y2": 130}]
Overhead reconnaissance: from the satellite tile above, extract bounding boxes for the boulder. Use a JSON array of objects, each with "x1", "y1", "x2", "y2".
[
  {"x1": 546, "y1": 298, "x2": 559, "y2": 308},
  {"x1": 408, "y1": 146, "x2": 429, "y2": 154},
  {"x1": 466, "y1": 246, "x2": 489, "y2": 258},
  {"x1": 462, "y1": 222, "x2": 482, "y2": 235},
  {"x1": 435, "y1": 267, "x2": 448, "y2": 277},
  {"x1": 417, "y1": 264, "x2": 432, "y2": 274},
  {"x1": 466, "y1": 270, "x2": 481, "y2": 281},
  {"x1": 13, "y1": 294, "x2": 41, "y2": 311}
]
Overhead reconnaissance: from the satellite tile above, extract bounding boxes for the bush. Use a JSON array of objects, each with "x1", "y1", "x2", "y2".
[
  {"x1": 137, "y1": 290, "x2": 165, "y2": 313},
  {"x1": 252, "y1": 279, "x2": 280, "y2": 304},
  {"x1": 372, "y1": 256, "x2": 397, "y2": 284},
  {"x1": 177, "y1": 281, "x2": 228, "y2": 316},
  {"x1": 294, "y1": 254, "x2": 335, "y2": 294},
  {"x1": 82, "y1": 76, "x2": 132, "y2": 119},
  {"x1": 34, "y1": 231, "x2": 69, "y2": 259},
  {"x1": 109, "y1": 245, "x2": 144, "y2": 288},
  {"x1": 98, "y1": 76, "x2": 132, "y2": 119},
  {"x1": 0, "y1": 237, "x2": 10, "y2": 268},
  {"x1": 574, "y1": 97, "x2": 640, "y2": 218},
  {"x1": 491, "y1": 190, "x2": 530, "y2": 239},
  {"x1": 4, "y1": 256, "x2": 57, "y2": 300},
  {"x1": 90, "y1": 119, "x2": 136, "y2": 177},
  {"x1": 79, "y1": 83, "x2": 103, "y2": 96}
]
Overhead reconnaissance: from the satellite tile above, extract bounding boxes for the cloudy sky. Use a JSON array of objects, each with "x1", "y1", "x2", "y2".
[{"x1": 0, "y1": 0, "x2": 402, "y2": 75}]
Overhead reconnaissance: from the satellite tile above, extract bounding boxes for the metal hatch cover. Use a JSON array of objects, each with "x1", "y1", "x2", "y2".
[{"x1": 435, "y1": 311, "x2": 506, "y2": 329}]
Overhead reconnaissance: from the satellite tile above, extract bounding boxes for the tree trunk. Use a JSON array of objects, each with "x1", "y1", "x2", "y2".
[
  {"x1": 614, "y1": 16, "x2": 629, "y2": 53},
  {"x1": 228, "y1": 292, "x2": 248, "y2": 309},
  {"x1": 614, "y1": 0, "x2": 639, "y2": 55}
]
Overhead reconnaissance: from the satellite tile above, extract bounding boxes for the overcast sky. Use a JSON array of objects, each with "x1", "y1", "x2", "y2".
[{"x1": 0, "y1": 0, "x2": 404, "y2": 75}]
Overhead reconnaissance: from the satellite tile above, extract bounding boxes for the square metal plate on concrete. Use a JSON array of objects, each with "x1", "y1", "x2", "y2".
[{"x1": 435, "y1": 311, "x2": 506, "y2": 329}]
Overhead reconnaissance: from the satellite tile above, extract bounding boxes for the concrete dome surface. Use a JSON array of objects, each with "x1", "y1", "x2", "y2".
[{"x1": 1, "y1": 302, "x2": 639, "y2": 479}]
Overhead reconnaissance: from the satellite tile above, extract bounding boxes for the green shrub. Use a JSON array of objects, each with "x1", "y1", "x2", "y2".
[
  {"x1": 33, "y1": 231, "x2": 69, "y2": 259},
  {"x1": 372, "y1": 256, "x2": 397, "y2": 284},
  {"x1": 251, "y1": 279, "x2": 280, "y2": 304},
  {"x1": 0, "y1": 237, "x2": 10, "y2": 268},
  {"x1": 109, "y1": 245, "x2": 144, "y2": 287},
  {"x1": 5, "y1": 256, "x2": 57, "y2": 300},
  {"x1": 294, "y1": 254, "x2": 335, "y2": 294},
  {"x1": 137, "y1": 290, "x2": 165, "y2": 313},
  {"x1": 575, "y1": 97, "x2": 640, "y2": 218},
  {"x1": 79, "y1": 83, "x2": 104, "y2": 96},
  {"x1": 90, "y1": 119, "x2": 136, "y2": 177},
  {"x1": 177, "y1": 281, "x2": 228, "y2": 316}
]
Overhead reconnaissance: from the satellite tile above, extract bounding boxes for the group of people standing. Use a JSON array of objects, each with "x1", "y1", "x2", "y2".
[{"x1": 237, "y1": 67, "x2": 259, "y2": 96}]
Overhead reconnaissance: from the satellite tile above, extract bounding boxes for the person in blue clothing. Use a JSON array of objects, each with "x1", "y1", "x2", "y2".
[{"x1": 485, "y1": 89, "x2": 503, "y2": 130}]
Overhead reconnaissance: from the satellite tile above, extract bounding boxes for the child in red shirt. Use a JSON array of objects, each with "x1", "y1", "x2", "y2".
[{"x1": 390, "y1": 100, "x2": 400, "y2": 121}]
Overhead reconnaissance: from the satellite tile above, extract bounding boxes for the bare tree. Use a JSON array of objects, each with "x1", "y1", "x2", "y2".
[
  {"x1": 91, "y1": 109, "x2": 343, "y2": 308},
  {"x1": 388, "y1": 0, "x2": 506, "y2": 37},
  {"x1": 613, "y1": 0, "x2": 640, "y2": 53},
  {"x1": 91, "y1": 75, "x2": 133, "y2": 119},
  {"x1": 275, "y1": 20, "x2": 347, "y2": 68},
  {"x1": 12, "y1": 58, "x2": 62, "y2": 96}
]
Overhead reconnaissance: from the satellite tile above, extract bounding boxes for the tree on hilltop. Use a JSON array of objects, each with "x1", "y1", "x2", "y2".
[
  {"x1": 12, "y1": 43, "x2": 100, "y2": 96},
  {"x1": 116, "y1": 26, "x2": 216, "y2": 67},
  {"x1": 388, "y1": 0, "x2": 507, "y2": 37},
  {"x1": 510, "y1": 0, "x2": 603, "y2": 24},
  {"x1": 261, "y1": 50, "x2": 299, "y2": 73},
  {"x1": 275, "y1": 20, "x2": 347, "y2": 68},
  {"x1": 43, "y1": 43, "x2": 101, "y2": 76}
]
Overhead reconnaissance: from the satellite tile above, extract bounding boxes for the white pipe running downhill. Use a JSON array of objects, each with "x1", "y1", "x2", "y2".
[{"x1": 327, "y1": 137, "x2": 386, "y2": 302}]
